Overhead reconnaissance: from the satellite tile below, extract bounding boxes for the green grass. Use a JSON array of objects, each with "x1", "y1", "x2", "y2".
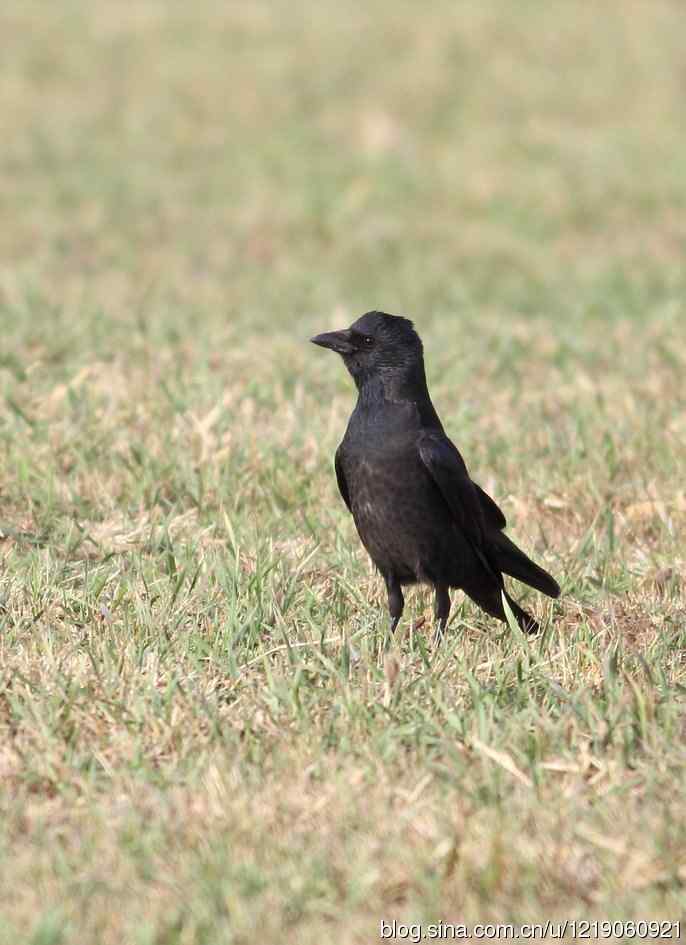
[{"x1": 1, "y1": 1, "x2": 685, "y2": 942}]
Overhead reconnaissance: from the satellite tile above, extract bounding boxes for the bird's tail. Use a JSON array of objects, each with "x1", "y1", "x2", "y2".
[
  {"x1": 489, "y1": 533, "x2": 560, "y2": 598},
  {"x1": 503, "y1": 592, "x2": 540, "y2": 635},
  {"x1": 461, "y1": 576, "x2": 541, "y2": 635}
]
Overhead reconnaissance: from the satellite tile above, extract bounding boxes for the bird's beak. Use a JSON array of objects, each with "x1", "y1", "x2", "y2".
[{"x1": 309, "y1": 330, "x2": 355, "y2": 355}]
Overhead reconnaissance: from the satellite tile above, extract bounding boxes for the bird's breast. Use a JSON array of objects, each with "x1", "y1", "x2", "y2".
[
  {"x1": 343, "y1": 445, "x2": 435, "y2": 522},
  {"x1": 340, "y1": 443, "x2": 460, "y2": 584}
]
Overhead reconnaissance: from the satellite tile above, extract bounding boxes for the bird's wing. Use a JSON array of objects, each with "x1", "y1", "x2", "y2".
[
  {"x1": 474, "y1": 483, "x2": 507, "y2": 530},
  {"x1": 418, "y1": 430, "x2": 487, "y2": 545},
  {"x1": 334, "y1": 446, "x2": 352, "y2": 513},
  {"x1": 420, "y1": 432, "x2": 557, "y2": 598}
]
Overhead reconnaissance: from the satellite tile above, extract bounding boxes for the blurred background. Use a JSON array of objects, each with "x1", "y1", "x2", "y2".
[{"x1": 3, "y1": 0, "x2": 684, "y2": 330}]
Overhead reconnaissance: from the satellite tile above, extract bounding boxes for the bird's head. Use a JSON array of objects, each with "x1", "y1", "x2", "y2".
[{"x1": 310, "y1": 311, "x2": 425, "y2": 395}]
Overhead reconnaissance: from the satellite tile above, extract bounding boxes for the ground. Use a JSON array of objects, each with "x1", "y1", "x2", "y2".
[{"x1": 1, "y1": 2, "x2": 685, "y2": 943}]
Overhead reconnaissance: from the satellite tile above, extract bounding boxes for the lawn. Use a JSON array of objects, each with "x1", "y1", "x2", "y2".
[{"x1": 1, "y1": 2, "x2": 685, "y2": 943}]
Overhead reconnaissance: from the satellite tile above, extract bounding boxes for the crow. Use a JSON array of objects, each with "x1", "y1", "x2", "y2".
[{"x1": 310, "y1": 311, "x2": 560, "y2": 641}]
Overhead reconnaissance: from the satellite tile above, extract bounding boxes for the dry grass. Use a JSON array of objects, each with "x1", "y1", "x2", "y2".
[{"x1": 1, "y1": 1, "x2": 685, "y2": 943}]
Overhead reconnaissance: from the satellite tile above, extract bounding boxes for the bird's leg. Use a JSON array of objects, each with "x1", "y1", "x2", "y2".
[
  {"x1": 433, "y1": 584, "x2": 451, "y2": 645},
  {"x1": 384, "y1": 574, "x2": 404, "y2": 635}
]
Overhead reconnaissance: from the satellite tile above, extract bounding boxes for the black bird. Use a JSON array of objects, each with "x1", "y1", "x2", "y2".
[{"x1": 311, "y1": 311, "x2": 560, "y2": 641}]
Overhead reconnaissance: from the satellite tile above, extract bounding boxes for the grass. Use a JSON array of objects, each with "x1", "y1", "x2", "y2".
[{"x1": 1, "y1": 1, "x2": 685, "y2": 942}]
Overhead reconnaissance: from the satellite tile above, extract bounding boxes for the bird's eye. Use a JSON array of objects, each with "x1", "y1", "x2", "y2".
[{"x1": 363, "y1": 336, "x2": 374, "y2": 346}]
